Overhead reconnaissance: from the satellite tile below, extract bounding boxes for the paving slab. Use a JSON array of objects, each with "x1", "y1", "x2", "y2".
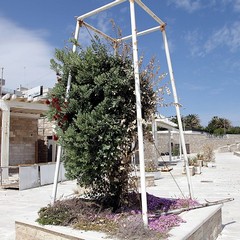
[
  {"x1": 0, "y1": 152, "x2": 240, "y2": 239},
  {"x1": 0, "y1": 180, "x2": 77, "y2": 240},
  {"x1": 148, "y1": 152, "x2": 240, "y2": 240}
]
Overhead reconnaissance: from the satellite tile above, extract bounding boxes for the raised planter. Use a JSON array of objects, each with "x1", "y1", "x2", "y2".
[
  {"x1": 182, "y1": 166, "x2": 195, "y2": 176},
  {"x1": 145, "y1": 171, "x2": 161, "y2": 180},
  {"x1": 169, "y1": 204, "x2": 222, "y2": 240},
  {"x1": 15, "y1": 221, "x2": 107, "y2": 240},
  {"x1": 197, "y1": 160, "x2": 203, "y2": 167},
  {"x1": 194, "y1": 165, "x2": 202, "y2": 174},
  {"x1": 15, "y1": 205, "x2": 222, "y2": 240},
  {"x1": 131, "y1": 170, "x2": 161, "y2": 180},
  {"x1": 134, "y1": 175, "x2": 155, "y2": 187}
]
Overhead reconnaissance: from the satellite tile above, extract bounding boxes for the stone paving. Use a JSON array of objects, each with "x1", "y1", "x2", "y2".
[
  {"x1": 0, "y1": 180, "x2": 77, "y2": 240},
  {"x1": 0, "y1": 152, "x2": 240, "y2": 239},
  {"x1": 148, "y1": 152, "x2": 240, "y2": 240}
]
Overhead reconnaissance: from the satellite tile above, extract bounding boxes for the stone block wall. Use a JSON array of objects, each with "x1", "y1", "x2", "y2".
[
  {"x1": 38, "y1": 117, "x2": 53, "y2": 137},
  {"x1": 9, "y1": 116, "x2": 38, "y2": 166},
  {"x1": 183, "y1": 133, "x2": 240, "y2": 153},
  {"x1": 15, "y1": 221, "x2": 83, "y2": 240},
  {"x1": 187, "y1": 207, "x2": 222, "y2": 240},
  {"x1": 144, "y1": 131, "x2": 240, "y2": 161},
  {"x1": 38, "y1": 117, "x2": 54, "y2": 163},
  {"x1": 0, "y1": 114, "x2": 54, "y2": 166}
]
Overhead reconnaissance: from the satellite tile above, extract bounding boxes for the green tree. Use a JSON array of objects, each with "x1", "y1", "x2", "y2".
[
  {"x1": 227, "y1": 126, "x2": 240, "y2": 134},
  {"x1": 170, "y1": 114, "x2": 202, "y2": 131},
  {"x1": 169, "y1": 115, "x2": 178, "y2": 125},
  {"x1": 183, "y1": 114, "x2": 202, "y2": 130},
  {"x1": 206, "y1": 116, "x2": 231, "y2": 135},
  {"x1": 47, "y1": 39, "x2": 156, "y2": 209}
]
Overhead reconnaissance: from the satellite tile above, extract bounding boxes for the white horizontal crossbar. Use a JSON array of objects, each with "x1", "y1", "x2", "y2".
[
  {"x1": 118, "y1": 25, "x2": 161, "y2": 42},
  {"x1": 80, "y1": 22, "x2": 162, "y2": 44},
  {"x1": 77, "y1": 0, "x2": 127, "y2": 20},
  {"x1": 135, "y1": 0, "x2": 165, "y2": 25}
]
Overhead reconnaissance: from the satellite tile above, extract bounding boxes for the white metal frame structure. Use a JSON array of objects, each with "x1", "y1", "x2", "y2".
[{"x1": 52, "y1": 0, "x2": 193, "y2": 227}]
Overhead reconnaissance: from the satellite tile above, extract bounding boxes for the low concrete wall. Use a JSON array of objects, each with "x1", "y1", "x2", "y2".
[
  {"x1": 169, "y1": 204, "x2": 222, "y2": 240},
  {"x1": 18, "y1": 162, "x2": 67, "y2": 190},
  {"x1": 15, "y1": 221, "x2": 83, "y2": 240},
  {"x1": 15, "y1": 205, "x2": 222, "y2": 240},
  {"x1": 19, "y1": 165, "x2": 39, "y2": 190},
  {"x1": 15, "y1": 221, "x2": 107, "y2": 240}
]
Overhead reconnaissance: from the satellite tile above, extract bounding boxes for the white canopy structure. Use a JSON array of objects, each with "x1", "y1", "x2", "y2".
[
  {"x1": 52, "y1": 0, "x2": 193, "y2": 226},
  {"x1": 0, "y1": 97, "x2": 48, "y2": 179},
  {"x1": 151, "y1": 114, "x2": 179, "y2": 164}
]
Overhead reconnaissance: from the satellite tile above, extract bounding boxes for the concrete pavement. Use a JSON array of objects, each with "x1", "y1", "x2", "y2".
[
  {"x1": 0, "y1": 180, "x2": 77, "y2": 240},
  {"x1": 1, "y1": 152, "x2": 240, "y2": 239},
  {"x1": 148, "y1": 152, "x2": 240, "y2": 240}
]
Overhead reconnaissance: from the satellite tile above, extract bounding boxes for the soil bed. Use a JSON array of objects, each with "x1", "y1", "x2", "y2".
[{"x1": 36, "y1": 192, "x2": 199, "y2": 240}]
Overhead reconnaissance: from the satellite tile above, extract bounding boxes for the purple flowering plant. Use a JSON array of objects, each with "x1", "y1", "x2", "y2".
[
  {"x1": 149, "y1": 214, "x2": 185, "y2": 233},
  {"x1": 115, "y1": 192, "x2": 199, "y2": 236},
  {"x1": 37, "y1": 192, "x2": 199, "y2": 239},
  {"x1": 134, "y1": 193, "x2": 199, "y2": 234},
  {"x1": 147, "y1": 193, "x2": 199, "y2": 212}
]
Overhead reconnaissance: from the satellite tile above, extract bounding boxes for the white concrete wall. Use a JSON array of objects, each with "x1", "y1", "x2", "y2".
[
  {"x1": 19, "y1": 163, "x2": 67, "y2": 190},
  {"x1": 19, "y1": 165, "x2": 39, "y2": 190}
]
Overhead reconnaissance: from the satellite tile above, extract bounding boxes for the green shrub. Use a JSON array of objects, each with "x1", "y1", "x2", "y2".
[{"x1": 47, "y1": 38, "x2": 156, "y2": 209}]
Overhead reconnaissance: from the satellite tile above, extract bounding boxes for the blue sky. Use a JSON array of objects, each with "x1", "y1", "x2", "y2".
[{"x1": 0, "y1": 0, "x2": 239, "y2": 126}]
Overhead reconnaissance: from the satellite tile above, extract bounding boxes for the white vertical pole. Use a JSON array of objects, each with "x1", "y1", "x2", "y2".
[
  {"x1": 151, "y1": 117, "x2": 158, "y2": 168},
  {"x1": 72, "y1": 21, "x2": 81, "y2": 58},
  {"x1": 0, "y1": 107, "x2": 10, "y2": 179},
  {"x1": 51, "y1": 20, "x2": 81, "y2": 204},
  {"x1": 168, "y1": 130, "x2": 172, "y2": 161},
  {"x1": 51, "y1": 145, "x2": 62, "y2": 203},
  {"x1": 161, "y1": 28, "x2": 193, "y2": 199},
  {"x1": 66, "y1": 20, "x2": 81, "y2": 96},
  {"x1": 129, "y1": 0, "x2": 148, "y2": 226},
  {"x1": 179, "y1": 134, "x2": 182, "y2": 160}
]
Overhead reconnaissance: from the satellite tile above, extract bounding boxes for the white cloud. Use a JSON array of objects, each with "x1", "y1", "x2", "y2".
[
  {"x1": 210, "y1": 0, "x2": 240, "y2": 12},
  {"x1": 0, "y1": 16, "x2": 56, "y2": 90},
  {"x1": 167, "y1": 0, "x2": 202, "y2": 13},
  {"x1": 233, "y1": 0, "x2": 240, "y2": 11},
  {"x1": 168, "y1": 0, "x2": 240, "y2": 13},
  {"x1": 184, "y1": 30, "x2": 204, "y2": 57},
  {"x1": 96, "y1": 12, "x2": 112, "y2": 34},
  {"x1": 88, "y1": 12, "x2": 113, "y2": 35},
  {"x1": 204, "y1": 21, "x2": 240, "y2": 53},
  {"x1": 77, "y1": 12, "x2": 115, "y2": 47},
  {"x1": 184, "y1": 21, "x2": 240, "y2": 57}
]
